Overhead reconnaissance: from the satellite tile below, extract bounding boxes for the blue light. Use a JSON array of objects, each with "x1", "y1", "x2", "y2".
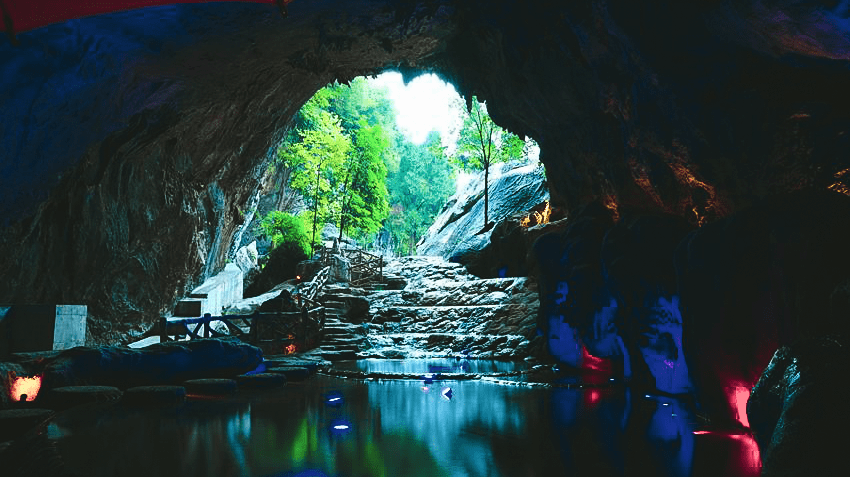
[
  {"x1": 245, "y1": 362, "x2": 267, "y2": 375},
  {"x1": 325, "y1": 392, "x2": 344, "y2": 407},
  {"x1": 329, "y1": 419, "x2": 352, "y2": 435}
]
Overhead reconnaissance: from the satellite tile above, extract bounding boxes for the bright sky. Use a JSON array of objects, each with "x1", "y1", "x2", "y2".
[
  {"x1": 371, "y1": 72, "x2": 462, "y2": 146},
  {"x1": 369, "y1": 71, "x2": 540, "y2": 195}
]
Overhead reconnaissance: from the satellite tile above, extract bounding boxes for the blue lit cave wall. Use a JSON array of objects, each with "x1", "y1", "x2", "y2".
[{"x1": 1, "y1": 0, "x2": 850, "y2": 439}]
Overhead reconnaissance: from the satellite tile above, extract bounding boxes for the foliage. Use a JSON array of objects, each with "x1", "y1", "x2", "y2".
[
  {"x1": 384, "y1": 131, "x2": 455, "y2": 255},
  {"x1": 276, "y1": 95, "x2": 352, "y2": 249},
  {"x1": 270, "y1": 79, "x2": 402, "y2": 250},
  {"x1": 338, "y1": 119, "x2": 391, "y2": 239},
  {"x1": 257, "y1": 210, "x2": 313, "y2": 254}
]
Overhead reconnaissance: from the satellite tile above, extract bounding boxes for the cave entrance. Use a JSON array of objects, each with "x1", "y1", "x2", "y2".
[{"x1": 241, "y1": 70, "x2": 542, "y2": 297}]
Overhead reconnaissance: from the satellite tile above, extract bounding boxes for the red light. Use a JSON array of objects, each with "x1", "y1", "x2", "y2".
[{"x1": 727, "y1": 386, "x2": 751, "y2": 428}]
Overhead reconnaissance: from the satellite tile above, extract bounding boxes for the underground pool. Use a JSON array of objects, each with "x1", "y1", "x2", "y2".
[{"x1": 24, "y1": 359, "x2": 761, "y2": 477}]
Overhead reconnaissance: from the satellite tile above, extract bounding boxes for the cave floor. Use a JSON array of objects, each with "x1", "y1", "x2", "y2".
[{"x1": 25, "y1": 359, "x2": 761, "y2": 477}]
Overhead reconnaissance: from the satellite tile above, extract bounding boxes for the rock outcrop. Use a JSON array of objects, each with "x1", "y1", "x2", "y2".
[{"x1": 417, "y1": 162, "x2": 547, "y2": 267}]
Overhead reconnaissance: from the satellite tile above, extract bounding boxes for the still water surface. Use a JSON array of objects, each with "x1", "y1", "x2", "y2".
[{"x1": 45, "y1": 360, "x2": 761, "y2": 477}]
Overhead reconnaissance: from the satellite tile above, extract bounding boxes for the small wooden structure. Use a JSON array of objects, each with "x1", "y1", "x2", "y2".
[
  {"x1": 320, "y1": 246, "x2": 383, "y2": 286},
  {"x1": 160, "y1": 266, "x2": 330, "y2": 354}
]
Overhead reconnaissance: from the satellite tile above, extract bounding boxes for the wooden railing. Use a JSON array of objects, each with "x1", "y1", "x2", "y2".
[
  {"x1": 297, "y1": 265, "x2": 330, "y2": 306},
  {"x1": 320, "y1": 246, "x2": 383, "y2": 286},
  {"x1": 159, "y1": 307, "x2": 326, "y2": 353},
  {"x1": 159, "y1": 257, "x2": 337, "y2": 353}
]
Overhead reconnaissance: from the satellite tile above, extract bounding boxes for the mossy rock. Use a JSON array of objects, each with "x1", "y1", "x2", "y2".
[
  {"x1": 234, "y1": 372, "x2": 287, "y2": 390},
  {"x1": 43, "y1": 386, "x2": 122, "y2": 410},
  {"x1": 122, "y1": 386, "x2": 186, "y2": 406},
  {"x1": 183, "y1": 378, "x2": 238, "y2": 396},
  {"x1": 265, "y1": 366, "x2": 311, "y2": 382}
]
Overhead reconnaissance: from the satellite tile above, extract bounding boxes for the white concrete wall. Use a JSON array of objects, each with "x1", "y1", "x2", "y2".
[
  {"x1": 183, "y1": 263, "x2": 244, "y2": 316},
  {"x1": 53, "y1": 305, "x2": 87, "y2": 349}
]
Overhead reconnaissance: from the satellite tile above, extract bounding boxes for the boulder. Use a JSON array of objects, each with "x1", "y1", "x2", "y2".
[
  {"x1": 330, "y1": 255, "x2": 351, "y2": 284},
  {"x1": 39, "y1": 338, "x2": 262, "y2": 389},
  {"x1": 245, "y1": 242, "x2": 309, "y2": 297}
]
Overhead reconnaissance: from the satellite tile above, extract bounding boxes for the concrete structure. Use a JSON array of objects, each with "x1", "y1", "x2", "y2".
[
  {"x1": 1, "y1": 305, "x2": 87, "y2": 354},
  {"x1": 174, "y1": 264, "x2": 243, "y2": 317}
]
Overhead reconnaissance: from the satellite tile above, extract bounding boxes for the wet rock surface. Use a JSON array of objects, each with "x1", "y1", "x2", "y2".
[{"x1": 13, "y1": 337, "x2": 262, "y2": 390}]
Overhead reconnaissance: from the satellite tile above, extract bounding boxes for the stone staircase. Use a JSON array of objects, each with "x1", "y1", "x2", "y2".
[
  {"x1": 362, "y1": 256, "x2": 541, "y2": 359},
  {"x1": 309, "y1": 285, "x2": 370, "y2": 361},
  {"x1": 303, "y1": 256, "x2": 542, "y2": 361}
]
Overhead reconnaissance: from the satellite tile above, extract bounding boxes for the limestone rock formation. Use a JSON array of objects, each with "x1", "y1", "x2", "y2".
[
  {"x1": 676, "y1": 190, "x2": 850, "y2": 425},
  {"x1": 417, "y1": 162, "x2": 548, "y2": 268}
]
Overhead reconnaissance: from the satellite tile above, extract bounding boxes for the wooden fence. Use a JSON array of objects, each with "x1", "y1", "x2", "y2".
[
  {"x1": 160, "y1": 264, "x2": 332, "y2": 353},
  {"x1": 320, "y1": 246, "x2": 383, "y2": 286}
]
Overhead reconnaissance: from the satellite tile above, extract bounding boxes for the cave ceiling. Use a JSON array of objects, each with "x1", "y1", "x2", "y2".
[{"x1": 1, "y1": 0, "x2": 849, "y2": 339}]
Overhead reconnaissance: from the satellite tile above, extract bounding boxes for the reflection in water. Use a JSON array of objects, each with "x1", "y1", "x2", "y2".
[
  {"x1": 333, "y1": 358, "x2": 529, "y2": 374},
  {"x1": 44, "y1": 369, "x2": 761, "y2": 477}
]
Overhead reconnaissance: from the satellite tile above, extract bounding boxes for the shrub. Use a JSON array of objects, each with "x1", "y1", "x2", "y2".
[{"x1": 257, "y1": 211, "x2": 312, "y2": 254}]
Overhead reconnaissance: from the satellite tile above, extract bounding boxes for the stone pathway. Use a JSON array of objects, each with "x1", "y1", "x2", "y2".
[{"x1": 307, "y1": 285, "x2": 370, "y2": 361}]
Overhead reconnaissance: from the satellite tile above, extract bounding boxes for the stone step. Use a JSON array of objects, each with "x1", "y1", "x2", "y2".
[
  {"x1": 319, "y1": 344, "x2": 361, "y2": 352},
  {"x1": 317, "y1": 350, "x2": 357, "y2": 361},
  {"x1": 370, "y1": 305, "x2": 536, "y2": 335},
  {"x1": 324, "y1": 335, "x2": 364, "y2": 343},
  {"x1": 323, "y1": 325, "x2": 362, "y2": 333}
]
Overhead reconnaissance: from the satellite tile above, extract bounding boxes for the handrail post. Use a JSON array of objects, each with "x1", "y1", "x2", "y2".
[
  {"x1": 159, "y1": 317, "x2": 168, "y2": 343},
  {"x1": 203, "y1": 313, "x2": 211, "y2": 338},
  {"x1": 251, "y1": 311, "x2": 259, "y2": 343}
]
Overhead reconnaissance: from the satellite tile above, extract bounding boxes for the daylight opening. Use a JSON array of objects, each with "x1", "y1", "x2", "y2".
[{"x1": 242, "y1": 71, "x2": 540, "y2": 270}]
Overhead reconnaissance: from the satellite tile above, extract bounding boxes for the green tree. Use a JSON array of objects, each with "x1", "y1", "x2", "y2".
[
  {"x1": 385, "y1": 131, "x2": 455, "y2": 255},
  {"x1": 453, "y1": 96, "x2": 525, "y2": 231},
  {"x1": 337, "y1": 119, "x2": 391, "y2": 240},
  {"x1": 278, "y1": 98, "x2": 352, "y2": 252}
]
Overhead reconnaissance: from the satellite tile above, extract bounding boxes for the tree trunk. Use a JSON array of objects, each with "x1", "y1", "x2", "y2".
[
  {"x1": 484, "y1": 160, "x2": 489, "y2": 227},
  {"x1": 311, "y1": 165, "x2": 321, "y2": 254}
]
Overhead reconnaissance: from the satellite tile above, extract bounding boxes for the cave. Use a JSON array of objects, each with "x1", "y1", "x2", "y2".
[{"x1": 1, "y1": 1, "x2": 850, "y2": 476}]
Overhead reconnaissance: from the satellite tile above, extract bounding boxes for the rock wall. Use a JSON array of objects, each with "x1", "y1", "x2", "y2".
[{"x1": 0, "y1": 0, "x2": 458, "y2": 342}]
